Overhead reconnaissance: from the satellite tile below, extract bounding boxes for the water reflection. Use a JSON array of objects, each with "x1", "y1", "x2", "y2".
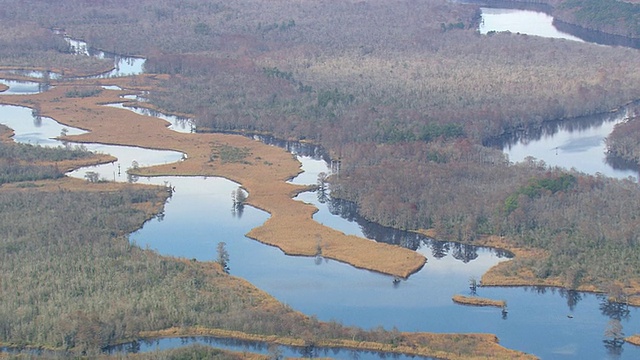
[
  {"x1": 105, "y1": 103, "x2": 194, "y2": 133},
  {"x1": 61, "y1": 35, "x2": 145, "y2": 78},
  {"x1": 559, "y1": 289, "x2": 583, "y2": 312},
  {"x1": 3, "y1": 103, "x2": 640, "y2": 359},
  {"x1": 480, "y1": 7, "x2": 583, "y2": 42},
  {"x1": 0, "y1": 79, "x2": 50, "y2": 94},
  {"x1": 106, "y1": 336, "x2": 433, "y2": 359},
  {"x1": 316, "y1": 194, "x2": 512, "y2": 262},
  {"x1": 488, "y1": 103, "x2": 639, "y2": 179}
]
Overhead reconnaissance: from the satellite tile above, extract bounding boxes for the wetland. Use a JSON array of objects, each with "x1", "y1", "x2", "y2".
[{"x1": 2, "y1": 1, "x2": 640, "y2": 359}]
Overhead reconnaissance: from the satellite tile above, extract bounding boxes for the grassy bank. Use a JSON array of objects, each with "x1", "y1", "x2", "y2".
[{"x1": 452, "y1": 295, "x2": 506, "y2": 308}]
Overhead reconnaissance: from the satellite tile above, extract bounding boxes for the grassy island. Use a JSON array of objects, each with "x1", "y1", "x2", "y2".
[
  {"x1": 452, "y1": 295, "x2": 507, "y2": 308},
  {"x1": 626, "y1": 335, "x2": 640, "y2": 346}
]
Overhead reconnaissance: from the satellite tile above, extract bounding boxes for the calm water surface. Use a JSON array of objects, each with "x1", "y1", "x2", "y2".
[
  {"x1": 479, "y1": 7, "x2": 584, "y2": 42},
  {"x1": 64, "y1": 36, "x2": 145, "y2": 78}
]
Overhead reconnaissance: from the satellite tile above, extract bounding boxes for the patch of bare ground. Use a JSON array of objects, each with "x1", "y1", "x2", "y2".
[
  {"x1": 0, "y1": 73, "x2": 425, "y2": 279},
  {"x1": 452, "y1": 295, "x2": 506, "y2": 308}
]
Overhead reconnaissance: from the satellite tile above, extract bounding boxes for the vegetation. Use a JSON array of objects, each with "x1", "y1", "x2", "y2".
[
  {"x1": 0, "y1": 124, "x2": 94, "y2": 184},
  {"x1": 64, "y1": 86, "x2": 102, "y2": 98},
  {"x1": 556, "y1": 0, "x2": 640, "y2": 38},
  {"x1": 452, "y1": 295, "x2": 506, "y2": 308},
  {"x1": 605, "y1": 103, "x2": 640, "y2": 164},
  {"x1": 0, "y1": 22, "x2": 112, "y2": 76},
  {"x1": 626, "y1": 334, "x2": 640, "y2": 346},
  {"x1": 0, "y1": 182, "x2": 526, "y2": 358},
  {"x1": 210, "y1": 143, "x2": 251, "y2": 164},
  {"x1": 0, "y1": 81, "x2": 525, "y2": 358}
]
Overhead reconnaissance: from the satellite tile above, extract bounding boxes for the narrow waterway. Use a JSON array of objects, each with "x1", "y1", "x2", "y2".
[{"x1": 479, "y1": 7, "x2": 584, "y2": 42}]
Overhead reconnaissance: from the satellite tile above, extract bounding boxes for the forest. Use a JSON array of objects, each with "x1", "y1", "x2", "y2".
[{"x1": 1, "y1": 0, "x2": 640, "y2": 357}]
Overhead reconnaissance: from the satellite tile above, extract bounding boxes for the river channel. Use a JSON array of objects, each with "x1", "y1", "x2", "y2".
[{"x1": 2, "y1": 6, "x2": 640, "y2": 359}]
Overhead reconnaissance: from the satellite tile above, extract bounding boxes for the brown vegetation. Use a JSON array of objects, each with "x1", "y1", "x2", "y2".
[
  {"x1": 0, "y1": 144, "x2": 508, "y2": 359},
  {"x1": 452, "y1": 295, "x2": 506, "y2": 308},
  {"x1": 606, "y1": 103, "x2": 640, "y2": 164},
  {"x1": 626, "y1": 334, "x2": 640, "y2": 346},
  {"x1": 0, "y1": 22, "x2": 113, "y2": 76}
]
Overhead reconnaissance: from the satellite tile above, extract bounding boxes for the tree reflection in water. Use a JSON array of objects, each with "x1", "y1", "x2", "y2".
[
  {"x1": 558, "y1": 288, "x2": 583, "y2": 312},
  {"x1": 326, "y1": 196, "x2": 511, "y2": 263}
]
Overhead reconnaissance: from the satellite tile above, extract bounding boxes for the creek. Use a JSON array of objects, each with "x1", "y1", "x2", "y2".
[{"x1": 1, "y1": 8, "x2": 640, "y2": 358}]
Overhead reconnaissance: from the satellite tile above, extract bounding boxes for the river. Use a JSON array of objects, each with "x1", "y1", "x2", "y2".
[{"x1": 2, "y1": 7, "x2": 640, "y2": 359}]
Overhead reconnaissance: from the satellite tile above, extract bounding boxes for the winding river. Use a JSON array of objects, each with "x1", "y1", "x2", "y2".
[{"x1": 2, "y1": 6, "x2": 640, "y2": 359}]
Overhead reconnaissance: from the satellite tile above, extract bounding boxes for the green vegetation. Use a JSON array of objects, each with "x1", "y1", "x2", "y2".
[
  {"x1": 0, "y1": 128, "x2": 94, "y2": 184},
  {"x1": 210, "y1": 143, "x2": 251, "y2": 164},
  {"x1": 0, "y1": 177, "x2": 516, "y2": 358},
  {"x1": 64, "y1": 86, "x2": 103, "y2": 98},
  {"x1": 2, "y1": 0, "x2": 640, "y2": 355},
  {"x1": 503, "y1": 174, "x2": 576, "y2": 214},
  {"x1": 0, "y1": 135, "x2": 509, "y2": 359},
  {"x1": 0, "y1": 136, "x2": 92, "y2": 163}
]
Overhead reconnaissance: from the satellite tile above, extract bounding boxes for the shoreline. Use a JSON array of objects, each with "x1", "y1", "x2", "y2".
[
  {"x1": 133, "y1": 326, "x2": 535, "y2": 360},
  {"x1": 418, "y1": 230, "x2": 640, "y2": 302},
  {"x1": 452, "y1": 295, "x2": 506, "y2": 308},
  {"x1": 0, "y1": 73, "x2": 426, "y2": 279}
]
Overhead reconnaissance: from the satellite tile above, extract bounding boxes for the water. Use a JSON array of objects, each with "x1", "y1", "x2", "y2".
[
  {"x1": 104, "y1": 103, "x2": 194, "y2": 134},
  {"x1": 479, "y1": 7, "x2": 640, "y2": 181},
  {"x1": 106, "y1": 337, "x2": 434, "y2": 359},
  {"x1": 63, "y1": 36, "x2": 145, "y2": 78},
  {"x1": 479, "y1": 7, "x2": 584, "y2": 42},
  {"x1": 498, "y1": 107, "x2": 639, "y2": 180},
  {"x1": 0, "y1": 79, "x2": 50, "y2": 95},
  {"x1": 3, "y1": 95, "x2": 640, "y2": 359}
]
